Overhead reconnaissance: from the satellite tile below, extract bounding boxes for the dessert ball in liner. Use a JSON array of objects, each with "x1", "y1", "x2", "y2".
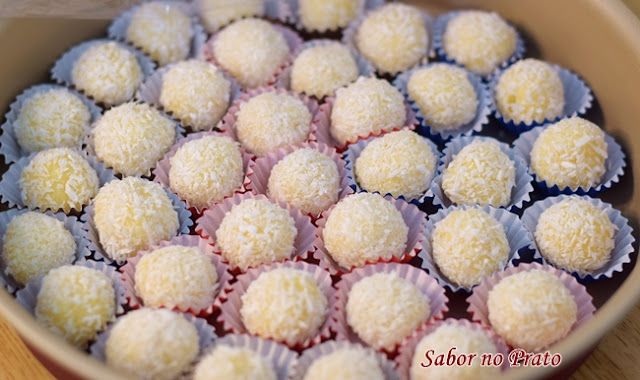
[
  {"x1": 286, "y1": 0, "x2": 383, "y2": 33},
  {"x1": 196, "y1": 0, "x2": 291, "y2": 33}
]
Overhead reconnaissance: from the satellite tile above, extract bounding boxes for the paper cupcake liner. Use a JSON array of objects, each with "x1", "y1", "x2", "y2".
[
  {"x1": 521, "y1": 194, "x2": 635, "y2": 282},
  {"x1": 0, "y1": 208, "x2": 94, "y2": 293},
  {"x1": 489, "y1": 63, "x2": 594, "y2": 135},
  {"x1": 196, "y1": 0, "x2": 291, "y2": 33},
  {"x1": 285, "y1": 0, "x2": 383, "y2": 33},
  {"x1": 216, "y1": 261, "x2": 334, "y2": 350},
  {"x1": 152, "y1": 131, "x2": 254, "y2": 215},
  {"x1": 329, "y1": 262, "x2": 449, "y2": 356},
  {"x1": 428, "y1": 135, "x2": 534, "y2": 211},
  {"x1": 512, "y1": 125, "x2": 626, "y2": 196},
  {"x1": 313, "y1": 194, "x2": 426, "y2": 275},
  {"x1": 245, "y1": 141, "x2": 353, "y2": 219},
  {"x1": 194, "y1": 192, "x2": 316, "y2": 273},
  {"x1": 392, "y1": 63, "x2": 491, "y2": 144},
  {"x1": 418, "y1": 205, "x2": 533, "y2": 292},
  {"x1": 343, "y1": 132, "x2": 440, "y2": 205},
  {"x1": 289, "y1": 340, "x2": 400, "y2": 380}
]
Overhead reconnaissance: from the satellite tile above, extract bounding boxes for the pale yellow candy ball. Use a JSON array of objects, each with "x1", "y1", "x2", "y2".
[
  {"x1": 299, "y1": 0, "x2": 362, "y2": 31},
  {"x1": 303, "y1": 346, "x2": 385, "y2": 380},
  {"x1": 291, "y1": 43, "x2": 359, "y2": 98},
  {"x1": 194, "y1": 345, "x2": 277, "y2": 380},
  {"x1": 199, "y1": 0, "x2": 263, "y2": 32}
]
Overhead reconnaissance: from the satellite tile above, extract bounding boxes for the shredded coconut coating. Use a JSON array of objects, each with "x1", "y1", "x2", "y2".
[
  {"x1": 331, "y1": 77, "x2": 406, "y2": 145},
  {"x1": 135, "y1": 245, "x2": 218, "y2": 311},
  {"x1": 347, "y1": 272, "x2": 430, "y2": 350},
  {"x1": 2, "y1": 212, "x2": 76, "y2": 285},
  {"x1": 20, "y1": 148, "x2": 99, "y2": 212},
  {"x1": 126, "y1": 2, "x2": 193, "y2": 66},
  {"x1": 267, "y1": 148, "x2": 340, "y2": 216},
  {"x1": 323, "y1": 193, "x2": 408, "y2": 269},
  {"x1": 194, "y1": 345, "x2": 277, "y2": 380},
  {"x1": 441, "y1": 140, "x2": 515, "y2": 207},
  {"x1": 235, "y1": 92, "x2": 312, "y2": 156},
  {"x1": 291, "y1": 43, "x2": 359, "y2": 98},
  {"x1": 487, "y1": 270, "x2": 577, "y2": 351},
  {"x1": 93, "y1": 102, "x2": 176, "y2": 176},
  {"x1": 240, "y1": 268, "x2": 328, "y2": 343},
  {"x1": 71, "y1": 41, "x2": 142, "y2": 106},
  {"x1": 530, "y1": 117, "x2": 608, "y2": 190},
  {"x1": 169, "y1": 136, "x2": 244, "y2": 209},
  {"x1": 199, "y1": 0, "x2": 263, "y2": 32},
  {"x1": 299, "y1": 0, "x2": 362, "y2": 31},
  {"x1": 432, "y1": 209, "x2": 509, "y2": 288},
  {"x1": 355, "y1": 130, "x2": 437, "y2": 200},
  {"x1": 535, "y1": 198, "x2": 614, "y2": 275},
  {"x1": 407, "y1": 64, "x2": 478, "y2": 130},
  {"x1": 355, "y1": 3, "x2": 428, "y2": 73},
  {"x1": 105, "y1": 308, "x2": 199, "y2": 380},
  {"x1": 495, "y1": 58, "x2": 565, "y2": 125},
  {"x1": 35, "y1": 266, "x2": 115, "y2": 348},
  {"x1": 443, "y1": 11, "x2": 517, "y2": 76},
  {"x1": 93, "y1": 177, "x2": 179, "y2": 262},
  {"x1": 410, "y1": 324, "x2": 500, "y2": 380},
  {"x1": 303, "y1": 347, "x2": 385, "y2": 380},
  {"x1": 14, "y1": 88, "x2": 91, "y2": 153},
  {"x1": 213, "y1": 18, "x2": 289, "y2": 88},
  {"x1": 216, "y1": 199, "x2": 297, "y2": 271}
]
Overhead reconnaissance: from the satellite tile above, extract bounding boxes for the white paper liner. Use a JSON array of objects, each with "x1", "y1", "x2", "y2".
[
  {"x1": 216, "y1": 261, "x2": 334, "y2": 350},
  {"x1": 152, "y1": 131, "x2": 254, "y2": 215},
  {"x1": 289, "y1": 340, "x2": 400, "y2": 380},
  {"x1": 194, "y1": 192, "x2": 316, "y2": 273},
  {"x1": 418, "y1": 205, "x2": 533, "y2": 292},
  {"x1": 512, "y1": 125, "x2": 626, "y2": 196},
  {"x1": 521, "y1": 194, "x2": 635, "y2": 281},
  {"x1": 428, "y1": 135, "x2": 534, "y2": 211},
  {"x1": 196, "y1": 0, "x2": 291, "y2": 33},
  {"x1": 392, "y1": 62, "x2": 491, "y2": 144},
  {"x1": 329, "y1": 262, "x2": 449, "y2": 355},
  {"x1": 343, "y1": 132, "x2": 440, "y2": 205}
]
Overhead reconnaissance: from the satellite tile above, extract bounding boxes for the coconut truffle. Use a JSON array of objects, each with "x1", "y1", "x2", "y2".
[
  {"x1": 169, "y1": 135, "x2": 244, "y2": 209},
  {"x1": 290, "y1": 43, "x2": 359, "y2": 98},
  {"x1": 240, "y1": 267, "x2": 328, "y2": 343},
  {"x1": 213, "y1": 18, "x2": 289, "y2": 88},
  {"x1": 199, "y1": 0, "x2": 263, "y2": 32},
  {"x1": 299, "y1": 0, "x2": 362, "y2": 31},
  {"x1": 487, "y1": 269, "x2": 577, "y2": 351},
  {"x1": 303, "y1": 347, "x2": 385, "y2": 380},
  {"x1": 93, "y1": 177, "x2": 179, "y2": 263},
  {"x1": 495, "y1": 58, "x2": 565, "y2": 125},
  {"x1": 443, "y1": 11, "x2": 518, "y2": 76},
  {"x1": 216, "y1": 199, "x2": 297, "y2": 271},
  {"x1": 355, "y1": 130, "x2": 437, "y2": 200},
  {"x1": 535, "y1": 197, "x2": 615, "y2": 275},
  {"x1": 347, "y1": 272, "x2": 430, "y2": 350},
  {"x1": 2, "y1": 212, "x2": 76, "y2": 285},
  {"x1": 159, "y1": 60, "x2": 232, "y2": 131},
  {"x1": 35, "y1": 265, "x2": 115, "y2": 348},
  {"x1": 355, "y1": 3, "x2": 428, "y2": 73},
  {"x1": 235, "y1": 92, "x2": 312, "y2": 156},
  {"x1": 331, "y1": 77, "x2": 406, "y2": 145},
  {"x1": 530, "y1": 117, "x2": 608, "y2": 190},
  {"x1": 134, "y1": 245, "x2": 218, "y2": 311},
  {"x1": 105, "y1": 308, "x2": 199, "y2": 380},
  {"x1": 441, "y1": 140, "x2": 515, "y2": 207},
  {"x1": 432, "y1": 209, "x2": 509, "y2": 288},
  {"x1": 71, "y1": 41, "x2": 143, "y2": 106},
  {"x1": 14, "y1": 88, "x2": 91, "y2": 153},
  {"x1": 323, "y1": 193, "x2": 408, "y2": 269},
  {"x1": 20, "y1": 148, "x2": 99, "y2": 212},
  {"x1": 92, "y1": 102, "x2": 176, "y2": 177},
  {"x1": 267, "y1": 148, "x2": 340, "y2": 216},
  {"x1": 194, "y1": 345, "x2": 277, "y2": 380},
  {"x1": 407, "y1": 64, "x2": 478, "y2": 130}
]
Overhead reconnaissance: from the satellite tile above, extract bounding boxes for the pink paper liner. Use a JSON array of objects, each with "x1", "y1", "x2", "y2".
[
  {"x1": 329, "y1": 262, "x2": 449, "y2": 356},
  {"x1": 152, "y1": 131, "x2": 254, "y2": 215},
  {"x1": 119, "y1": 234, "x2": 232, "y2": 317},
  {"x1": 466, "y1": 262, "x2": 596, "y2": 349},
  {"x1": 196, "y1": 0, "x2": 291, "y2": 33},
  {"x1": 313, "y1": 194, "x2": 426, "y2": 275},
  {"x1": 395, "y1": 318, "x2": 510, "y2": 379},
  {"x1": 215, "y1": 261, "x2": 334, "y2": 350},
  {"x1": 245, "y1": 141, "x2": 353, "y2": 219},
  {"x1": 194, "y1": 192, "x2": 316, "y2": 274},
  {"x1": 289, "y1": 340, "x2": 401, "y2": 380}
]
